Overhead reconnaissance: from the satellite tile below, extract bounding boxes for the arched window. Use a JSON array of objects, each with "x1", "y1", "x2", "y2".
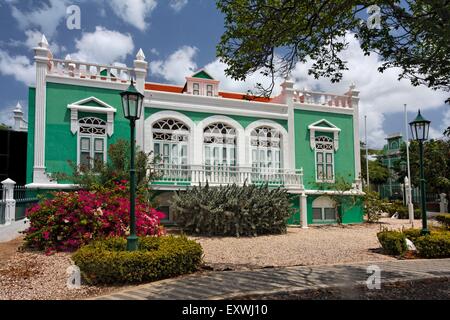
[
  {"x1": 78, "y1": 117, "x2": 107, "y2": 169},
  {"x1": 203, "y1": 122, "x2": 236, "y2": 166},
  {"x1": 312, "y1": 196, "x2": 336, "y2": 222},
  {"x1": 152, "y1": 118, "x2": 189, "y2": 166},
  {"x1": 250, "y1": 126, "x2": 281, "y2": 170},
  {"x1": 315, "y1": 136, "x2": 334, "y2": 182}
]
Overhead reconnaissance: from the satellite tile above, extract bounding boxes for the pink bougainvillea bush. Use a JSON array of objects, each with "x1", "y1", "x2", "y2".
[{"x1": 23, "y1": 182, "x2": 165, "y2": 254}]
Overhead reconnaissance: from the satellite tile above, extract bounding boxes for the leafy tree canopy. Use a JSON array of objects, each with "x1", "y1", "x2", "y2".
[
  {"x1": 393, "y1": 138, "x2": 450, "y2": 194},
  {"x1": 216, "y1": 0, "x2": 450, "y2": 102}
]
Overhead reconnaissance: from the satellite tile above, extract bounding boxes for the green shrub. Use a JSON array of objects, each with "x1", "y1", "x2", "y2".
[
  {"x1": 415, "y1": 232, "x2": 450, "y2": 258},
  {"x1": 377, "y1": 230, "x2": 407, "y2": 256},
  {"x1": 171, "y1": 183, "x2": 294, "y2": 236},
  {"x1": 72, "y1": 236, "x2": 203, "y2": 284},
  {"x1": 363, "y1": 191, "x2": 384, "y2": 223},
  {"x1": 384, "y1": 200, "x2": 421, "y2": 219},
  {"x1": 403, "y1": 228, "x2": 422, "y2": 242},
  {"x1": 435, "y1": 214, "x2": 450, "y2": 229}
]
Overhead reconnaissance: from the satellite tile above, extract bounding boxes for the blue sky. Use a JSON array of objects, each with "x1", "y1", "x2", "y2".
[{"x1": 0, "y1": 0, "x2": 448, "y2": 148}]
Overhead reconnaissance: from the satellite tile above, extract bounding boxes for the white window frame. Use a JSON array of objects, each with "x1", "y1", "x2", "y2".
[
  {"x1": 193, "y1": 83, "x2": 200, "y2": 95},
  {"x1": 144, "y1": 111, "x2": 195, "y2": 165},
  {"x1": 152, "y1": 118, "x2": 190, "y2": 167},
  {"x1": 203, "y1": 122, "x2": 237, "y2": 167},
  {"x1": 314, "y1": 136, "x2": 335, "y2": 183},
  {"x1": 245, "y1": 120, "x2": 289, "y2": 170},
  {"x1": 250, "y1": 126, "x2": 282, "y2": 171},
  {"x1": 77, "y1": 117, "x2": 108, "y2": 168},
  {"x1": 312, "y1": 196, "x2": 337, "y2": 222}
]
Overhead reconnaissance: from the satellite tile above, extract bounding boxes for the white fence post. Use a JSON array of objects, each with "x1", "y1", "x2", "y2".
[
  {"x1": 440, "y1": 193, "x2": 448, "y2": 213},
  {"x1": 1, "y1": 178, "x2": 16, "y2": 225}
]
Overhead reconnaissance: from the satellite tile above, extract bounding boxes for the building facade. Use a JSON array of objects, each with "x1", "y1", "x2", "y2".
[
  {"x1": 26, "y1": 36, "x2": 364, "y2": 226},
  {"x1": 379, "y1": 133, "x2": 404, "y2": 200}
]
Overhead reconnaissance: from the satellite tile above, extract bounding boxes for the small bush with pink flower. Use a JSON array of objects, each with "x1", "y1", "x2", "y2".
[{"x1": 23, "y1": 182, "x2": 165, "y2": 254}]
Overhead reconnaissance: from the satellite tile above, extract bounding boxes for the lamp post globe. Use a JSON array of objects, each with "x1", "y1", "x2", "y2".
[
  {"x1": 120, "y1": 79, "x2": 144, "y2": 251},
  {"x1": 409, "y1": 109, "x2": 431, "y2": 235}
]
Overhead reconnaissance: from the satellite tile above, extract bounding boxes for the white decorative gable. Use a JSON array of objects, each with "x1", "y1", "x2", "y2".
[
  {"x1": 308, "y1": 119, "x2": 341, "y2": 151},
  {"x1": 67, "y1": 96, "x2": 116, "y2": 136}
]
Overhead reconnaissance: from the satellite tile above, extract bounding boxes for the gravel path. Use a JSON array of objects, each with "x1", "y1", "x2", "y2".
[
  {"x1": 0, "y1": 249, "x2": 132, "y2": 300},
  {"x1": 191, "y1": 218, "x2": 427, "y2": 270},
  {"x1": 0, "y1": 218, "x2": 430, "y2": 299}
]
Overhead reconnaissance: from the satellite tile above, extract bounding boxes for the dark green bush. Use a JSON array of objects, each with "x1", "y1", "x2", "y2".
[
  {"x1": 377, "y1": 230, "x2": 407, "y2": 256},
  {"x1": 72, "y1": 236, "x2": 203, "y2": 284},
  {"x1": 414, "y1": 231, "x2": 450, "y2": 258},
  {"x1": 435, "y1": 214, "x2": 450, "y2": 229},
  {"x1": 171, "y1": 183, "x2": 294, "y2": 236},
  {"x1": 403, "y1": 228, "x2": 422, "y2": 242}
]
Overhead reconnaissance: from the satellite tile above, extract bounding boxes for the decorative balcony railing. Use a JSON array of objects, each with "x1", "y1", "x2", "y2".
[
  {"x1": 151, "y1": 164, "x2": 304, "y2": 189},
  {"x1": 293, "y1": 90, "x2": 352, "y2": 108},
  {"x1": 49, "y1": 58, "x2": 133, "y2": 83}
]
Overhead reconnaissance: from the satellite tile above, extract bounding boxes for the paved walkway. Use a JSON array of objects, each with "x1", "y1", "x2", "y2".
[{"x1": 96, "y1": 258, "x2": 450, "y2": 300}]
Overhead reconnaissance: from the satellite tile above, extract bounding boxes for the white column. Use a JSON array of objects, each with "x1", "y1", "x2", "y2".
[
  {"x1": 348, "y1": 83, "x2": 362, "y2": 191},
  {"x1": 2, "y1": 178, "x2": 16, "y2": 225},
  {"x1": 33, "y1": 35, "x2": 54, "y2": 184},
  {"x1": 281, "y1": 78, "x2": 296, "y2": 170},
  {"x1": 134, "y1": 48, "x2": 148, "y2": 151},
  {"x1": 300, "y1": 193, "x2": 308, "y2": 228}
]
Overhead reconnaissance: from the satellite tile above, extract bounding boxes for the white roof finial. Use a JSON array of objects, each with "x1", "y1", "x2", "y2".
[
  {"x1": 14, "y1": 102, "x2": 23, "y2": 112},
  {"x1": 349, "y1": 82, "x2": 356, "y2": 90},
  {"x1": 39, "y1": 34, "x2": 49, "y2": 48},
  {"x1": 136, "y1": 48, "x2": 146, "y2": 61},
  {"x1": 65, "y1": 54, "x2": 72, "y2": 61}
]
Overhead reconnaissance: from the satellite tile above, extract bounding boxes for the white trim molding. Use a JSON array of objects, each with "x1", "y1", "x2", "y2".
[
  {"x1": 144, "y1": 110, "x2": 196, "y2": 164},
  {"x1": 245, "y1": 119, "x2": 289, "y2": 169},
  {"x1": 67, "y1": 96, "x2": 116, "y2": 137},
  {"x1": 198, "y1": 115, "x2": 246, "y2": 166},
  {"x1": 308, "y1": 119, "x2": 341, "y2": 151}
]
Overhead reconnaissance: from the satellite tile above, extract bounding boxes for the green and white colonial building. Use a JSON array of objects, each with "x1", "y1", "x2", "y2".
[{"x1": 26, "y1": 36, "x2": 364, "y2": 226}]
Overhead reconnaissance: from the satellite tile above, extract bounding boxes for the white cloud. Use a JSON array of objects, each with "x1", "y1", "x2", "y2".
[
  {"x1": 0, "y1": 50, "x2": 35, "y2": 87},
  {"x1": 0, "y1": 105, "x2": 15, "y2": 127},
  {"x1": 71, "y1": 27, "x2": 134, "y2": 64},
  {"x1": 10, "y1": 0, "x2": 69, "y2": 37},
  {"x1": 150, "y1": 46, "x2": 198, "y2": 84},
  {"x1": 205, "y1": 59, "x2": 283, "y2": 95},
  {"x1": 149, "y1": 45, "x2": 281, "y2": 94},
  {"x1": 170, "y1": 0, "x2": 188, "y2": 12},
  {"x1": 289, "y1": 33, "x2": 448, "y2": 148},
  {"x1": 24, "y1": 30, "x2": 60, "y2": 54},
  {"x1": 108, "y1": 0, "x2": 157, "y2": 31},
  {"x1": 149, "y1": 36, "x2": 447, "y2": 148}
]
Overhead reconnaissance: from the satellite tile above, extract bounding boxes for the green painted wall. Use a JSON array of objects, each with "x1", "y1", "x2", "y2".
[
  {"x1": 26, "y1": 87, "x2": 36, "y2": 184},
  {"x1": 43, "y1": 82, "x2": 131, "y2": 180},
  {"x1": 294, "y1": 109, "x2": 356, "y2": 189},
  {"x1": 145, "y1": 107, "x2": 288, "y2": 130}
]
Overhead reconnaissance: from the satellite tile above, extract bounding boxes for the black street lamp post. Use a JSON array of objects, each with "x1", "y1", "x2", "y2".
[
  {"x1": 409, "y1": 109, "x2": 431, "y2": 235},
  {"x1": 120, "y1": 80, "x2": 144, "y2": 251}
]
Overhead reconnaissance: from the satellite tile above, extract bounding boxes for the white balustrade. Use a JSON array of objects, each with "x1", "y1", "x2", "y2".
[
  {"x1": 295, "y1": 90, "x2": 352, "y2": 108},
  {"x1": 152, "y1": 164, "x2": 304, "y2": 189},
  {"x1": 49, "y1": 58, "x2": 133, "y2": 83}
]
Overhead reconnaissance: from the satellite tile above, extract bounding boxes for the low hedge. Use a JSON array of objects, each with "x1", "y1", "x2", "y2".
[
  {"x1": 415, "y1": 232, "x2": 450, "y2": 258},
  {"x1": 403, "y1": 228, "x2": 422, "y2": 242},
  {"x1": 72, "y1": 236, "x2": 203, "y2": 284},
  {"x1": 435, "y1": 214, "x2": 450, "y2": 230},
  {"x1": 377, "y1": 230, "x2": 407, "y2": 256}
]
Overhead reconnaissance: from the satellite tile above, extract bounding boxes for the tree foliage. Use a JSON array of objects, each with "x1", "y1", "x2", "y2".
[
  {"x1": 393, "y1": 138, "x2": 450, "y2": 194},
  {"x1": 53, "y1": 139, "x2": 161, "y2": 198},
  {"x1": 360, "y1": 150, "x2": 390, "y2": 185},
  {"x1": 216, "y1": 0, "x2": 450, "y2": 101}
]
